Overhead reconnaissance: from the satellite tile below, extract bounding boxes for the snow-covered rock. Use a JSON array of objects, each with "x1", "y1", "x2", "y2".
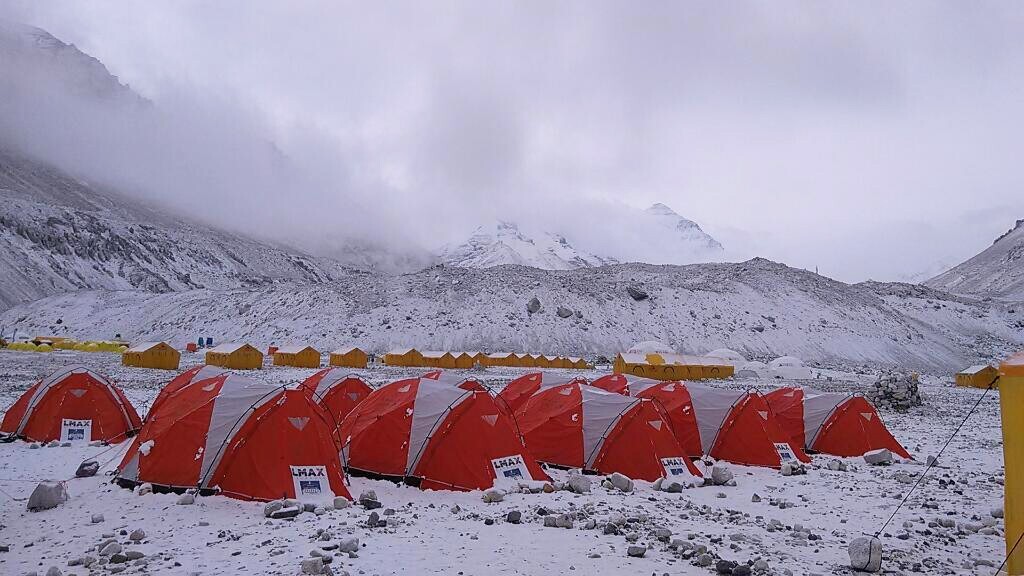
[{"x1": 927, "y1": 219, "x2": 1024, "y2": 300}]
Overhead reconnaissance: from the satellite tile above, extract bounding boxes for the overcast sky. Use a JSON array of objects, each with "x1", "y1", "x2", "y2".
[{"x1": 3, "y1": 1, "x2": 1024, "y2": 281}]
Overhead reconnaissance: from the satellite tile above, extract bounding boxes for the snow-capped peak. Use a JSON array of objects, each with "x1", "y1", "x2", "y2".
[
  {"x1": 439, "y1": 221, "x2": 616, "y2": 270},
  {"x1": 643, "y1": 203, "x2": 723, "y2": 251}
]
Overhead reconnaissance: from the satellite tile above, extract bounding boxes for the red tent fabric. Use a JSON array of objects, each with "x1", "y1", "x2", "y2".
[
  {"x1": 514, "y1": 382, "x2": 702, "y2": 481},
  {"x1": 632, "y1": 380, "x2": 704, "y2": 458},
  {"x1": 339, "y1": 377, "x2": 548, "y2": 491},
  {"x1": 765, "y1": 387, "x2": 911, "y2": 459},
  {"x1": 688, "y1": 383, "x2": 809, "y2": 468},
  {"x1": 147, "y1": 365, "x2": 227, "y2": 420},
  {"x1": 1, "y1": 365, "x2": 141, "y2": 443},
  {"x1": 117, "y1": 372, "x2": 350, "y2": 502},
  {"x1": 498, "y1": 373, "x2": 588, "y2": 413},
  {"x1": 298, "y1": 368, "x2": 373, "y2": 425},
  {"x1": 589, "y1": 373, "x2": 662, "y2": 395}
]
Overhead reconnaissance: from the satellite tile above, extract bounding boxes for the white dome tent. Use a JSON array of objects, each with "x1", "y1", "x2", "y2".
[
  {"x1": 735, "y1": 361, "x2": 768, "y2": 378},
  {"x1": 704, "y1": 348, "x2": 746, "y2": 367},
  {"x1": 769, "y1": 356, "x2": 813, "y2": 380}
]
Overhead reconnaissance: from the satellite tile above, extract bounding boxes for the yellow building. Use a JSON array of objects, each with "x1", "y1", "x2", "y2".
[
  {"x1": 956, "y1": 364, "x2": 999, "y2": 389},
  {"x1": 613, "y1": 352, "x2": 733, "y2": 381},
  {"x1": 454, "y1": 352, "x2": 478, "y2": 369},
  {"x1": 330, "y1": 347, "x2": 368, "y2": 369},
  {"x1": 122, "y1": 341, "x2": 181, "y2": 370},
  {"x1": 484, "y1": 352, "x2": 515, "y2": 367},
  {"x1": 422, "y1": 351, "x2": 458, "y2": 369},
  {"x1": 568, "y1": 357, "x2": 589, "y2": 370},
  {"x1": 273, "y1": 345, "x2": 321, "y2": 368},
  {"x1": 384, "y1": 348, "x2": 423, "y2": 367},
  {"x1": 206, "y1": 343, "x2": 264, "y2": 370}
]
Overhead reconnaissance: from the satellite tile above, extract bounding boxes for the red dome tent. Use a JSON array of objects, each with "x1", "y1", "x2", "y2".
[
  {"x1": 764, "y1": 387, "x2": 911, "y2": 459},
  {"x1": 687, "y1": 383, "x2": 810, "y2": 468},
  {"x1": 515, "y1": 382, "x2": 702, "y2": 481},
  {"x1": 339, "y1": 376, "x2": 548, "y2": 491},
  {"x1": 590, "y1": 373, "x2": 662, "y2": 396},
  {"x1": 117, "y1": 372, "x2": 350, "y2": 502},
  {"x1": 299, "y1": 368, "x2": 373, "y2": 424},
  {"x1": 1, "y1": 366, "x2": 141, "y2": 443},
  {"x1": 498, "y1": 373, "x2": 588, "y2": 413}
]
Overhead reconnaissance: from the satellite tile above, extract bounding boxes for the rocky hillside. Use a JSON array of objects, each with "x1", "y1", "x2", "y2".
[
  {"x1": 0, "y1": 148, "x2": 349, "y2": 310},
  {"x1": 3, "y1": 258, "x2": 1020, "y2": 371},
  {"x1": 927, "y1": 219, "x2": 1024, "y2": 301}
]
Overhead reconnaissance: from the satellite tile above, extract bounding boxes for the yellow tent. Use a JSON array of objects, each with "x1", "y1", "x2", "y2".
[
  {"x1": 956, "y1": 365, "x2": 999, "y2": 389},
  {"x1": 273, "y1": 345, "x2": 321, "y2": 368},
  {"x1": 517, "y1": 354, "x2": 538, "y2": 368},
  {"x1": 122, "y1": 341, "x2": 181, "y2": 370},
  {"x1": 330, "y1": 347, "x2": 368, "y2": 369},
  {"x1": 384, "y1": 348, "x2": 424, "y2": 367},
  {"x1": 206, "y1": 343, "x2": 263, "y2": 370}
]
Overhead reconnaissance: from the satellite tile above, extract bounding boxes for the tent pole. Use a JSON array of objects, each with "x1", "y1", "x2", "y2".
[{"x1": 999, "y1": 353, "x2": 1024, "y2": 574}]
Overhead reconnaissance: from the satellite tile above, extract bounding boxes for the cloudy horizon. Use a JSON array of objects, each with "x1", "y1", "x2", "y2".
[{"x1": 2, "y1": 1, "x2": 1023, "y2": 282}]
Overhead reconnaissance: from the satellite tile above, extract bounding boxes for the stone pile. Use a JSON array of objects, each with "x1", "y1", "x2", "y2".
[{"x1": 865, "y1": 372, "x2": 922, "y2": 410}]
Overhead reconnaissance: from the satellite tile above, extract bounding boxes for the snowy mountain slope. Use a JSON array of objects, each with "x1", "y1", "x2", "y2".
[
  {"x1": 926, "y1": 219, "x2": 1024, "y2": 300},
  {"x1": 0, "y1": 18, "x2": 142, "y2": 106},
  {"x1": 0, "y1": 148, "x2": 351, "y2": 311},
  {"x1": 4, "y1": 259, "x2": 1020, "y2": 371},
  {"x1": 439, "y1": 221, "x2": 616, "y2": 270}
]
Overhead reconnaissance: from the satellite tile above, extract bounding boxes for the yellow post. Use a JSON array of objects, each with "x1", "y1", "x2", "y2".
[{"x1": 1000, "y1": 351, "x2": 1024, "y2": 574}]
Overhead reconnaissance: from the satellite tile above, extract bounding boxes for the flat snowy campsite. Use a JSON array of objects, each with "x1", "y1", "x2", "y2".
[{"x1": 0, "y1": 350, "x2": 1008, "y2": 576}]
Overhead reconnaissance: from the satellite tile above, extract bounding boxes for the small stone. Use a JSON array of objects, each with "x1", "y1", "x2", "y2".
[
  {"x1": 626, "y1": 545, "x2": 646, "y2": 558},
  {"x1": 264, "y1": 500, "x2": 285, "y2": 517},
  {"x1": 715, "y1": 559, "x2": 737, "y2": 574},
  {"x1": 506, "y1": 511, "x2": 522, "y2": 524},
  {"x1": 338, "y1": 537, "x2": 359, "y2": 553},
  {"x1": 300, "y1": 556, "x2": 325, "y2": 574},
  {"x1": 135, "y1": 483, "x2": 153, "y2": 496},
  {"x1": 543, "y1": 516, "x2": 558, "y2": 528},
  {"x1": 992, "y1": 507, "x2": 1005, "y2": 519},
  {"x1": 46, "y1": 567, "x2": 61, "y2": 576},
  {"x1": 482, "y1": 489, "x2": 504, "y2": 503},
  {"x1": 751, "y1": 493, "x2": 761, "y2": 503},
  {"x1": 694, "y1": 553, "x2": 714, "y2": 567},
  {"x1": 732, "y1": 566, "x2": 752, "y2": 576},
  {"x1": 129, "y1": 529, "x2": 146, "y2": 542},
  {"x1": 177, "y1": 493, "x2": 195, "y2": 505},
  {"x1": 269, "y1": 505, "x2": 302, "y2": 519},
  {"x1": 367, "y1": 511, "x2": 380, "y2": 527},
  {"x1": 334, "y1": 496, "x2": 352, "y2": 509},
  {"x1": 863, "y1": 449, "x2": 894, "y2": 466},
  {"x1": 608, "y1": 472, "x2": 634, "y2": 492},
  {"x1": 125, "y1": 551, "x2": 144, "y2": 561},
  {"x1": 109, "y1": 553, "x2": 128, "y2": 564},
  {"x1": 91, "y1": 514, "x2": 104, "y2": 524},
  {"x1": 555, "y1": 514, "x2": 574, "y2": 529},
  {"x1": 75, "y1": 460, "x2": 100, "y2": 478},
  {"x1": 711, "y1": 465, "x2": 734, "y2": 486},
  {"x1": 567, "y1": 473, "x2": 592, "y2": 494},
  {"x1": 27, "y1": 481, "x2": 68, "y2": 512},
  {"x1": 99, "y1": 542, "x2": 122, "y2": 557},
  {"x1": 848, "y1": 536, "x2": 882, "y2": 572}
]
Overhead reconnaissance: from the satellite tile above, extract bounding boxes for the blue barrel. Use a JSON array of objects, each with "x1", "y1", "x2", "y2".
[
  {"x1": 197, "y1": 337, "x2": 204, "y2": 348},
  {"x1": 205, "y1": 337, "x2": 213, "y2": 347}
]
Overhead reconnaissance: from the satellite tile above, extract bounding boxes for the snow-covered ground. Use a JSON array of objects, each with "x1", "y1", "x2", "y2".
[{"x1": 0, "y1": 349, "x2": 1008, "y2": 575}]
